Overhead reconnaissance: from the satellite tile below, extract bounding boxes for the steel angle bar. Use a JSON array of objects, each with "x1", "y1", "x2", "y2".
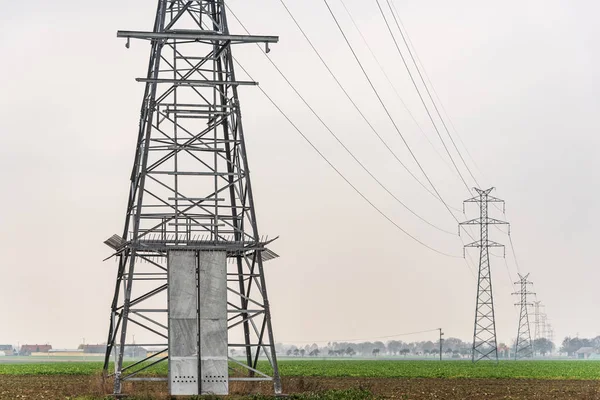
[
  {"x1": 118, "y1": 30, "x2": 278, "y2": 44},
  {"x1": 226, "y1": 287, "x2": 264, "y2": 308},
  {"x1": 120, "y1": 284, "x2": 168, "y2": 309},
  {"x1": 121, "y1": 348, "x2": 168, "y2": 373},
  {"x1": 229, "y1": 377, "x2": 273, "y2": 382},
  {"x1": 127, "y1": 317, "x2": 168, "y2": 339},
  {"x1": 127, "y1": 377, "x2": 169, "y2": 382},
  {"x1": 121, "y1": 356, "x2": 169, "y2": 381},
  {"x1": 130, "y1": 310, "x2": 168, "y2": 330},
  {"x1": 228, "y1": 357, "x2": 271, "y2": 379},
  {"x1": 136, "y1": 78, "x2": 257, "y2": 86},
  {"x1": 228, "y1": 311, "x2": 263, "y2": 330}
]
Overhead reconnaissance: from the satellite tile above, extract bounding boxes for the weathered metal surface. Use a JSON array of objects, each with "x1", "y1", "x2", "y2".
[
  {"x1": 199, "y1": 251, "x2": 228, "y2": 395},
  {"x1": 168, "y1": 251, "x2": 198, "y2": 396}
]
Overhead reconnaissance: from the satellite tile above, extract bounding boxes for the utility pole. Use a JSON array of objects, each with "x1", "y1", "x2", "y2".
[
  {"x1": 460, "y1": 188, "x2": 509, "y2": 363},
  {"x1": 512, "y1": 273, "x2": 534, "y2": 359},
  {"x1": 439, "y1": 328, "x2": 444, "y2": 361}
]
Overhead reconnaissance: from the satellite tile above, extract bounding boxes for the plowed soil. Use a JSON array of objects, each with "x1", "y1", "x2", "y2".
[{"x1": 1, "y1": 375, "x2": 600, "y2": 399}]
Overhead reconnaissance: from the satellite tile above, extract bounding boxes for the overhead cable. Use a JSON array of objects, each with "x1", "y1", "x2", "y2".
[
  {"x1": 227, "y1": 4, "x2": 455, "y2": 236},
  {"x1": 280, "y1": 0, "x2": 463, "y2": 207},
  {"x1": 321, "y1": 0, "x2": 464, "y2": 229},
  {"x1": 233, "y1": 59, "x2": 461, "y2": 258},
  {"x1": 388, "y1": 0, "x2": 482, "y2": 177},
  {"x1": 338, "y1": 0, "x2": 464, "y2": 186},
  {"x1": 374, "y1": 0, "x2": 472, "y2": 193}
]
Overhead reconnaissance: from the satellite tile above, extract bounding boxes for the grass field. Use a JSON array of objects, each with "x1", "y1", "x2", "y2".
[{"x1": 1, "y1": 359, "x2": 600, "y2": 380}]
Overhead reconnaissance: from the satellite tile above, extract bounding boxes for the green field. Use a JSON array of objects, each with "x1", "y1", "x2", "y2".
[{"x1": 1, "y1": 359, "x2": 600, "y2": 380}]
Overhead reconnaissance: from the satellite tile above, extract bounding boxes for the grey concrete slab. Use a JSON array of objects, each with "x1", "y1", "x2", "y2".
[
  {"x1": 168, "y1": 251, "x2": 199, "y2": 396},
  {"x1": 170, "y1": 357, "x2": 199, "y2": 396},
  {"x1": 199, "y1": 251, "x2": 228, "y2": 395}
]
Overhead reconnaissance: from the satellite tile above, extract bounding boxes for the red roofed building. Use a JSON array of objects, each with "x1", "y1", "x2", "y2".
[{"x1": 19, "y1": 344, "x2": 52, "y2": 355}]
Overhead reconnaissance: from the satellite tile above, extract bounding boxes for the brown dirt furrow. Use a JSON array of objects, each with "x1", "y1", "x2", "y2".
[{"x1": 1, "y1": 375, "x2": 600, "y2": 399}]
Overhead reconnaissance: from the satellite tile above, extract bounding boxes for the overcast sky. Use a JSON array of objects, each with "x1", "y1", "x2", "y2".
[{"x1": 1, "y1": 0, "x2": 599, "y2": 349}]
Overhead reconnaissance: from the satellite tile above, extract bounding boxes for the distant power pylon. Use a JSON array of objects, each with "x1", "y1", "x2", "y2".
[
  {"x1": 533, "y1": 301, "x2": 547, "y2": 340},
  {"x1": 513, "y1": 273, "x2": 535, "y2": 359},
  {"x1": 547, "y1": 324, "x2": 555, "y2": 348},
  {"x1": 541, "y1": 313, "x2": 548, "y2": 340},
  {"x1": 460, "y1": 188, "x2": 509, "y2": 363},
  {"x1": 533, "y1": 301, "x2": 544, "y2": 341}
]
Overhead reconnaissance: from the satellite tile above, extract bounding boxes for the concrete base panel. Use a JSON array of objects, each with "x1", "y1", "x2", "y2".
[
  {"x1": 170, "y1": 357, "x2": 199, "y2": 396},
  {"x1": 201, "y1": 359, "x2": 229, "y2": 395},
  {"x1": 199, "y1": 251, "x2": 228, "y2": 395},
  {"x1": 168, "y1": 251, "x2": 199, "y2": 396}
]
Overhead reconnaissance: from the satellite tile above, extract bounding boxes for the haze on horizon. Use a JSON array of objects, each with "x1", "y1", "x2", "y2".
[{"x1": 0, "y1": 0, "x2": 598, "y2": 349}]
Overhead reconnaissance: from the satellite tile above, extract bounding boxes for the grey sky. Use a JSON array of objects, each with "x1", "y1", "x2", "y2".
[{"x1": 0, "y1": 0, "x2": 598, "y2": 348}]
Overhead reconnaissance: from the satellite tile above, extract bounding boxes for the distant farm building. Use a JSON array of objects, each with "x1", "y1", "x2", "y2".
[
  {"x1": 19, "y1": 344, "x2": 52, "y2": 356},
  {"x1": 47, "y1": 349, "x2": 85, "y2": 357},
  {"x1": 576, "y1": 347, "x2": 599, "y2": 359},
  {"x1": 78, "y1": 344, "x2": 107, "y2": 354},
  {"x1": 0, "y1": 345, "x2": 14, "y2": 356}
]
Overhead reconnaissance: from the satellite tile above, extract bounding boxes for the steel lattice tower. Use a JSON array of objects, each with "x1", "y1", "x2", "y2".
[
  {"x1": 460, "y1": 188, "x2": 509, "y2": 363},
  {"x1": 102, "y1": 1, "x2": 282, "y2": 395},
  {"x1": 533, "y1": 301, "x2": 543, "y2": 342},
  {"x1": 512, "y1": 273, "x2": 534, "y2": 359}
]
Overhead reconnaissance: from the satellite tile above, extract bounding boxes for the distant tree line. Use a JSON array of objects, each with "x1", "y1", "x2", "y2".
[
  {"x1": 273, "y1": 338, "x2": 479, "y2": 359},
  {"x1": 271, "y1": 336, "x2": 589, "y2": 359},
  {"x1": 559, "y1": 336, "x2": 600, "y2": 356}
]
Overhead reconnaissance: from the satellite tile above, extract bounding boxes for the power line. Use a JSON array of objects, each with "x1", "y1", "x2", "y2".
[
  {"x1": 227, "y1": 4, "x2": 455, "y2": 236},
  {"x1": 321, "y1": 0, "x2": 464, "y2": 229},
  {"x1": 277, "y1": 0, "x2": 458, "y2": 213},
  {"x1": 508, "y1": 232, "x2": 522, "y2": 274},
  {"x1": 337, "y1": 0, "x2": 464, "y2": 186},
  {"x1": 271, "y1": 0, "x2": 455, "y2": 234},
  {"x1": 373, "y1": 0, "x2": 471, "y2": 193},
  {"x1": 233, "y1": 59, "x2": 461, "y2": 258},
  {"x1": 387, "y1": 0, "x2": 482, "y2": 177},
  {"x1": 384, "y1": 0, "x2": 479, "y2": 187}
]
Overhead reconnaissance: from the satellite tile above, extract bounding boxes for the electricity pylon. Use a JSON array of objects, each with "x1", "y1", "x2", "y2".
[
  {"x1": 460, "y1": 188, "x2": 509, "y2": 363},
  {"x1": 101, "y1": 1, "x2": 282, "y2": 396},
  {"x1": 513, "y1": 273, "x2": 534, "y2": 359},
  {"x1": 533, "y1": 301, "x2": 543, "y2": 342}
]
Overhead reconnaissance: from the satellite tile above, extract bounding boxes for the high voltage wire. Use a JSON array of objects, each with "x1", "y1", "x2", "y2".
[
  {"x1": 337, "y1": 0, "x2": 464, "y2": 186},
  {"x1": 271, "y1": 0, "x2": 456, "y2": 234},
  {"x1": 233, "y1": 60, "x2": 460, "y2": 258},
  {"x1": 384, "y1": 0, "x2": 479, "y2": 188},
  {"x1": 227, "y1": 4, "x2": 455, "y2": 236},
  {"x1": 507, "y1": 232, "x2": 522, "y2": 274},
  {"x1": 321, "y1": 0, "x2": 465, "y2": 232},
  {"x1": 387, "y1": 0, "x2": 482, "y2": 178},
  {"x1": 374, "y1": 0, "x2": 472, "y2": 193}
]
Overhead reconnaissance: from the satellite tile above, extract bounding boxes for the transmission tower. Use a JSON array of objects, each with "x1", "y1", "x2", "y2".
[
  {"x1": 541, "y1": 313, "x2": 548, "y2": 339},
  {"x1": 533, "y1": 301, "x2": 543, "y2": 342},
  {"x1": 101, "y1": 1, "x2": 282, "y2": 396},
  {"x1": 460, "y1": 187, "x2": 509, "y2": 362},
  {"x1": 512, "y1": 273, "x2": 534, "y2": 359}
]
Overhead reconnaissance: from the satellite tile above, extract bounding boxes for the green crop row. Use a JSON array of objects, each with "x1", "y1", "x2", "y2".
[{"x1": 1, "y1": 360, "x2": 599, "y2": 380}]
